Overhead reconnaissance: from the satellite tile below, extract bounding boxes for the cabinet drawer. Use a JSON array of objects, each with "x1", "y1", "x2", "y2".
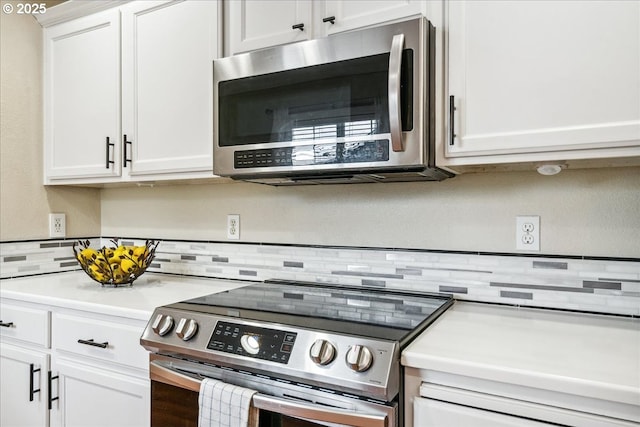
[
  {"x1": 53, "y1": 312, "x2": 148, "y2": 370},
  {"x1": 0, "y1": 302, "x2": 50, "y2": 347}
]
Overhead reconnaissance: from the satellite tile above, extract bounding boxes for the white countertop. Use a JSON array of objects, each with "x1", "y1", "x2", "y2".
[
  {"x1": 0, "y1": 271, "x2": 249, "y2": 320},
  {"x1": 402, "y1": 301, "x2": 640, "y2": 408}
]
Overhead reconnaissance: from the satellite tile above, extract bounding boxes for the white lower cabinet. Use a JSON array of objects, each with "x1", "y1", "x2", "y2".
[
  {"x1": 0, "y1": 301, "x2": 51, "y2": 427},
  {"x1": 0, "y1": 344, "x2": 50, "y2": 427},
  {"x1": 414, "y1": 397, "x2": 551, "y2": 427},
  {"x1": 50, "y1": 359, "x2": 148, "y2": 427},
  {"x1": 0, "y1": 299, "x2": 150, "y2": 427},
  {"x1": 49, "y1": 311, "x2": 149, "y2": 427},
  {"x1": 410, "y1": 380, "x2": 638, "y2": 427}
]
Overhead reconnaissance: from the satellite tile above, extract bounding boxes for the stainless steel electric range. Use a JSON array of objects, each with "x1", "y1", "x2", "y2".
[{"x1": 140, "y1": 280, "x2": 453, "y2": 427}]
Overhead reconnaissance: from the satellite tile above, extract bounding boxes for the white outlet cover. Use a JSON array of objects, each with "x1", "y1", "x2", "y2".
[
  {"x1": 516, "y1": 215, "x2": 540, "y2": 251},
  {"x1": 49, "y1": 213, "x2": 66, "y2": 238},
  {"x1": 227, "y1": 214, "x2": 240, "y2": 240}
]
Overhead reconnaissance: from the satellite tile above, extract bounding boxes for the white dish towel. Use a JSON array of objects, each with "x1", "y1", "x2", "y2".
[{"x1": 198, "y1": 378, "x2": 259, "y2": 427}]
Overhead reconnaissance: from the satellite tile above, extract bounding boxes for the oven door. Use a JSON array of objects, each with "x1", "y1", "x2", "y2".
[{"x1": 150, "y1": 355, "x2": 396, "y2": 427}]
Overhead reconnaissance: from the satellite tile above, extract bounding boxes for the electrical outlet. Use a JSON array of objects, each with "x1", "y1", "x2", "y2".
[
  {"x1": 516, "y1": 215, "x2": 540, "y2": 251},
  {"x1": 49, "y1": 213, "x2": 66, "y2": 238},
  {"x1": 227, "y1": 214, "x2": 240, "y2": 240}
]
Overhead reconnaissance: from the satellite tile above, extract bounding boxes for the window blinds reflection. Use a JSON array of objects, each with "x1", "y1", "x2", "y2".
[{"x1": 291, "y1": 120, "x2": 378, "y2": 141}]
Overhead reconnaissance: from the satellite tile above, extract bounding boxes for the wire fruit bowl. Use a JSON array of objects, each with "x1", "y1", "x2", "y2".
[{"x1": 73, "y1": 239, "x2": 158, "y2": 286}]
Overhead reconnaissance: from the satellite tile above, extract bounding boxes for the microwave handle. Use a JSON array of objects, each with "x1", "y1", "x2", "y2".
[
  {"x1": 388, "y1": 33, "x2": 405, "y2": 152},
  {"x1": 150, "y1": 361, "x2": 388, "y2": 427}
]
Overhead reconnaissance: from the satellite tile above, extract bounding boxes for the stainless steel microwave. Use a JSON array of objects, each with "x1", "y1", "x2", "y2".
[{"x1": 213, "y1": 17, "x2": 453, "y2": 185}]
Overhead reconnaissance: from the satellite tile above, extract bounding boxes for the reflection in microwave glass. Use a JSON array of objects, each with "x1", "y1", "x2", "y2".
[{"x1": 291, "y1": 140, "x2": 389, "y2": 166}]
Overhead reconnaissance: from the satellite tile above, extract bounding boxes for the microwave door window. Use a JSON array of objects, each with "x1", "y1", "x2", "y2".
[{"x1": 218, "y1": 53, "x2": 399, "y2": 148}]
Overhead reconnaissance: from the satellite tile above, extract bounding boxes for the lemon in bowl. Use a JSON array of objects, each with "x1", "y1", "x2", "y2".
[{"x1": 73, "y1": 239, "x2": 158, "y2": 286}]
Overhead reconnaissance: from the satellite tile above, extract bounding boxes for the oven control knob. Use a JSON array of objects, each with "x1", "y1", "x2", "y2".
[
  {"x1": 152, "y1": 314, "x2": 174, "y2": 337},
  {"x1": 240, "y1": 334, "x2": 261, "y2": 355},
  {"x1": 176, "y1": 318, "x2": 198, "y2": 341},
  {"x1": 345, "y1": 345, "x2": 373, "y2": 372},
  {"x1": 309, "y1": 339, "x2": 336, "y2": 366}
]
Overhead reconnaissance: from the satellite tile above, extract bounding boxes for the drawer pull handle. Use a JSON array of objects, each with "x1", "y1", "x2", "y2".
[
  {"x1": 322, "y1": 16, "x2": 335, "y2": 24},
  {"x1": 48, "y1": 371, "x2": 59, "y2": 410},
  {"x1": 29, "y1": 364, "x2": 41, "y2": 401},
  {"x1": 77, "y1": 338, "x2": 109, "y2": 349},
  {"x1": 0, "y1": 321, "x2": 14, "y2": 327},
  {"x1": 292, "y1": 23, "x2": 304, "y2": 31}
]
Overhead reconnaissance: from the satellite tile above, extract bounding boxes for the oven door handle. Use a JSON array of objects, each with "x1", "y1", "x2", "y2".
[
  {"x1": 388, "y1": 32, "x2": 405, "y2": 153},
  {"x1": 150, "y1": 361, "x2": 389, "y2": 427},
  {"x1": 252, "y1": 394, "x2": 388, "y2": 427}
]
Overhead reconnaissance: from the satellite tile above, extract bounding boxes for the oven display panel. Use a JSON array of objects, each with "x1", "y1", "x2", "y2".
[{"x1": 207, "y1": 321, "x2": 297, "y2": 364}]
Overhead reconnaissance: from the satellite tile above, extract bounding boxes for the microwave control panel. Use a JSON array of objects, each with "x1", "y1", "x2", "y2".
[{"x1": 234, "y1": 139, "x2": 389, "y2": 169}]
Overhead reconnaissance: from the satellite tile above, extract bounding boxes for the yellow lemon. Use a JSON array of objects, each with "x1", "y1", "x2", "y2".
[
  {"x1": 111, "y1": 264, "x2": 126, "y2": 283},
  {"x1": 94, "y1": 253, "x2": 108, "y2": 267},
  {"x1": 120, "y1": 259, "x2": 136, "y2": 274},
  {"x1": 133, "y1": 246, "x2": 148, "y2": 264},
  {"x1": 80, "y1": 248, "x2": 97, "y2": 261},
  {"x1": 114, "y1": 245, "x2": 127, "y2": 257}
]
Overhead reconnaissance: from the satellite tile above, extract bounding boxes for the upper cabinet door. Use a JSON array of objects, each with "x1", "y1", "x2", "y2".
[
  {"x1": 446, "y1": 1, "x2": 640, "y2": 162},
  {"x1": 322, "y1": 0, "x2": 424, "y2": 36},
  {"x1": 227, "y1": 0, "x2": 312, "y2": 55},
  {"x1": 121, "y1": 0, "x2": 220, "y2": 176},
  {"x1": 44, "y1": 9, "x2": 121, "y2": 181}
]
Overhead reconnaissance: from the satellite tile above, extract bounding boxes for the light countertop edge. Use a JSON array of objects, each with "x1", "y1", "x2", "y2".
[
  {"x1": 401, "y1": 301, "x2": 640, "y2": 408},
  {"x1": 0, "y1": 271, "x2": 250, "y2": 321}
]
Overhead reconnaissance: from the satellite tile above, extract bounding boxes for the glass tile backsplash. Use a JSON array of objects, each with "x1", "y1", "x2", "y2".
[{"x1": 1, "y1": 238, "x2": 638, "y2": 316}]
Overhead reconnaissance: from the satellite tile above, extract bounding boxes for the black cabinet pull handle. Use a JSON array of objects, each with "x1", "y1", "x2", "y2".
[
  {"x1": 123, "y1": 134, "x2": 132, "y2": 167},
  {"x1": 449, "y1": 95, "x2": 456, "y2": 146},
  {"x1": 0, "y1": 321, "x2": 13, "y2": 327},
  {"x1": 105, "y1": 136, "x2": 115, "y2": 169},
  {"x1": 322, "y1": 16, "x2": 335, "y2": 24},
  {"x1": 48, "y1": 371, "x2": 59, "y2": 410},
  {"x1": 292, "y1": 23, "x2": 304, "y2": 31},
  {"x1": 77, "y1": 338, "x2": 109, "y2": 349},
  {"x1": 30, "y1": 364, "x2": 41, "y2": 402}
]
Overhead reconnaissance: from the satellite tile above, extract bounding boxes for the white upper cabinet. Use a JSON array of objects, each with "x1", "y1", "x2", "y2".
[
  {"x1": 227, "y1": 0, "x2": 425, "y2": 55},
  {"x1": 44, "y1": 9, "x2": 121, "y2": 180},
  {"x1": 443, "y1": 1, "x2": 640, "y2": 167},
  {"x1": 228, "y1": 0, "x2": 312, "y2": 54},
  {"x1": 321, "y1": 0, "x2": 424, "y2": 36},
  {"x1": 121, "y1": 0, "x2": 218, "y2": 176},
  {"x1": 43, "y1": 0, "x2": 221, "y2": 185}
]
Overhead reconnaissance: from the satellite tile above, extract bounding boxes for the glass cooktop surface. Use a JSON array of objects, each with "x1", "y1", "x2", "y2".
[{"x1": 174, "y1": 281, "x2": 453, "y2": 343}]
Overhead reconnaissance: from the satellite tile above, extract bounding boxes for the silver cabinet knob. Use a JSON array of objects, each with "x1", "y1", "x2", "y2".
[
  {"x1": 345, "y1": 345, "x2": 373, "y2": 372},
  {"x1": 309, "y1": 339, "x2": 336, "y2": 366},
  {"x1": 152, "y1": 314, "x2": 174, "y2": 337},
  {"x1": 176, "y1": 318, "x2": 198, "y2": 341}
]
